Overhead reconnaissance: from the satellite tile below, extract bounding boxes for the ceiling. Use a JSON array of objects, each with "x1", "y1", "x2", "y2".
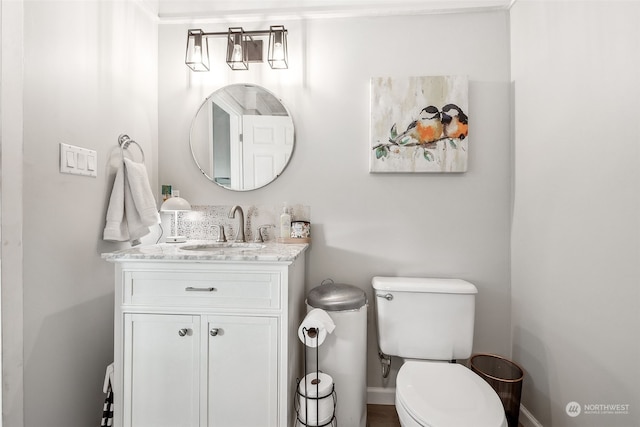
[{"x1": 148, "y1": 0, "x2": 514, "y2": 22}]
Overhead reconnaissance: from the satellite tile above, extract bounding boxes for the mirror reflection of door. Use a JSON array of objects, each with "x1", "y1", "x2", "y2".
[
  {"x1": 209, "y1": 90, "x2": 242, "y2": 189},
  {"x1": 211, "y1": 103, "x2": 231, "y2": 186},
  {"x1": 242, "y1": 115, "x2": 294, "y2": 189},
  {"x1": 190, "y1": 84, "x2": 295, "y2": 191}
]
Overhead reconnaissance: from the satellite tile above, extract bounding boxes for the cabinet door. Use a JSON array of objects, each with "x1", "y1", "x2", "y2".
[
  {"x1": 206, "y1": 315, "x2": 279, "y2": 427},
  {"x1": 124, "y1": 314, "x2": 200, "y2": 427}
]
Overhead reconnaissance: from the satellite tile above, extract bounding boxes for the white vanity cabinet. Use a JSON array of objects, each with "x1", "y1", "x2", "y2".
[
  {"x1": 124, "y1": 312, "x2": 278, "y2": 427},
  {"x1": 105, "y1": 245, "x2": 307, "y2": 427}
]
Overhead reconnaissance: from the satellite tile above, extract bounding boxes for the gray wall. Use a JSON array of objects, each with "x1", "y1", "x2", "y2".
[
  {"x1": 511, "y1": 1, "x2": 640, "y2": 426},
  {"x1": 20, "y1": 2, "x2": 158, "y2": 426},
  {"x1": 158, "y1": 11, "x2": 512, "y2": 394},
  {"x1": 1, "y1": 0, "x2": 25, "y2": 425}
]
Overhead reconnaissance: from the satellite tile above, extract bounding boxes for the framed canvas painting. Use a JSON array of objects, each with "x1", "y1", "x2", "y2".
[{"x1": 370, "y1": 75, "x2": 469, "y2": 173}]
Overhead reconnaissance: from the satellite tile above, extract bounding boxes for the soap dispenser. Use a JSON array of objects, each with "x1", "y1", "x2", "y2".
[{"x1": 279, "y1": 204, "x2": 292, "y2": 239}]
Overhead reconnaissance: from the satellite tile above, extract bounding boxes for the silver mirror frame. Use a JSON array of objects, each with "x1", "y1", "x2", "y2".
[{"x1": 189, "y1": 84, "x2": 295, "y2": 191}]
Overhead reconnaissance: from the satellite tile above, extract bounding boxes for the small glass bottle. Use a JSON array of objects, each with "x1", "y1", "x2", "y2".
[{"x1": 279, "y1": 204, "x2": 291, "y2": 239}]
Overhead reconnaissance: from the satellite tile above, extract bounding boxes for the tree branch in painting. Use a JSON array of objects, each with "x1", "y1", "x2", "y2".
[{"x1": 372, "y1": 103, "x2": 468, "y2": 162}]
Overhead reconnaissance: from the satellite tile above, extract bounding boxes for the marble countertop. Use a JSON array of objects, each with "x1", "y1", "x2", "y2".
[{"x1": 102, "y1": 240, "x2": 309, "y2": 263}]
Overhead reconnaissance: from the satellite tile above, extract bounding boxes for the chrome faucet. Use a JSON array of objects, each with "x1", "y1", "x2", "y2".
[
  {"x1": 254, "y1": 224, "x2": 275, "y2": 242},
  {"x1": 215, "y1": 224, "x2": 226, "y2": 243},
  {"x1": 228, "y1": 205, "x2": 245, "y2": 242}
]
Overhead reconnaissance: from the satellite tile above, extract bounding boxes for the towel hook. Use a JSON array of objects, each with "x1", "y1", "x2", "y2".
[{"x1": 118, "y1": 134, "x2": 145, "y2": 163}]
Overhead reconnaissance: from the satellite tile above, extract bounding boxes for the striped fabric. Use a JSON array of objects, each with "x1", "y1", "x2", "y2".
[{"x1": 101, "y1": 384, "x2": 113, "y2": 427}]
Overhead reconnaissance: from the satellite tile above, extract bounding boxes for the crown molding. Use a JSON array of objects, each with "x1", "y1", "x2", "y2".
[{"x1": 150, "y1": 1, "x2": 512, "y2": 24}]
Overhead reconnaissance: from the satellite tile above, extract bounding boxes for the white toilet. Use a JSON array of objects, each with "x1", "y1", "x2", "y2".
[{"x1": 372, "y1": 276, "x2": 507, "y2": 427}]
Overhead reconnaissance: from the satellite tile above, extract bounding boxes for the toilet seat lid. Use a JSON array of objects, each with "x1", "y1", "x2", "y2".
[{"x1": 397, "y1": 361, "x2": 506, "y2": 427}]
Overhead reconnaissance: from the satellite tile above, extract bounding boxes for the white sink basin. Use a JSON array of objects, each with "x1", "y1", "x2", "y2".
[{"x1": 179, "y1": 242, "x2": 266, "y2": 253}]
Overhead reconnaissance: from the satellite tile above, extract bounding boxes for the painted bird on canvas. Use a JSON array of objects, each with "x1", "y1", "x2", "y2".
[
  {"x1": 441, "y1": 103, "x2": 469, "y2": 140},
  {"x1": 390, "y1": 105, "x2": 443, "y2": 145}
]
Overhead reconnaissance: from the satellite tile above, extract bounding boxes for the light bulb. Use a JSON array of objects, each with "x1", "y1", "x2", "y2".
[
  {"x1": 193, "y1": 45, "x2": 202, "y2": 63},
  {"x1": 273, "y1": 42, "x2": 284, "y2": 61},
  {"x1": 232, "y1": 43, "x2": 243, "y2": 62}
]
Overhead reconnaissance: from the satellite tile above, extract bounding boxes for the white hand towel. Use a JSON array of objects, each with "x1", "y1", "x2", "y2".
[
  {"x1": 123, "y1": 168, "x2": 150, "y2": 244},
  {"x1": 103, "y1": 157, "x2": 160, "y2": 245},
  {"x1": 123, "y1": 158, "x2": 161, "y2": 227},
  {"x1": 103, "y1": 163, "x2": 129, "y2": 242},
  {"x1": 298, "y1": 308, "x2": 336, "y2": 347}
]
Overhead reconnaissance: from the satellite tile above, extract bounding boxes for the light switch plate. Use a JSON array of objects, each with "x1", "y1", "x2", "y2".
[{"x1": 60, "y1": 143, "x2": 97, "y2": 177}]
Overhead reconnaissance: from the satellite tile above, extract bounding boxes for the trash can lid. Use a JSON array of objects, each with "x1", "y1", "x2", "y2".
[{"x1": 307, "y1": 279, "x2": 367, "y2": 311}]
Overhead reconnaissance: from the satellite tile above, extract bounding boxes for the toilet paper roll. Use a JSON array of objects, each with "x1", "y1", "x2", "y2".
[
  {"x1": 298, "y1": 372, "x2": 334, "y2": 425},
  {"x1": 297, "y1": 308, "x2": 336, "y2": 347}
]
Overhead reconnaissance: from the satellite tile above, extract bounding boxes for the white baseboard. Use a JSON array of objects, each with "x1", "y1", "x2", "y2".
[
  {"x1": 367, "y1": 387, "x2": 395, "y2": 405},
  {"x1": 519, "y1": 405, "x2": 544, "y2": 427}
]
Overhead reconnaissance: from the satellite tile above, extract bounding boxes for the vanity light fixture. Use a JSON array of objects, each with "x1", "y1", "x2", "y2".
[
  {"x1": 185, "y1": 29, "x2": 210, "y2": 72},
  {"x1": 268, "y1": 25, "x2": 288, "y2": 69},
  {"x1": 185, "y1": 26, "x2": 288, "y2": 71},
  {"x1": 160, "y1": 193, "x2": 192, "y2": 243},
  {"x1": 226, "y1": 27, "x2": 249, "y2": 70}
]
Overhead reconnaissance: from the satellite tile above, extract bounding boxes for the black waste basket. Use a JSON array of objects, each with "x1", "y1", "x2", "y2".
[{"x1": 470, "y1": 354, "x2": 524, "y2": 427}]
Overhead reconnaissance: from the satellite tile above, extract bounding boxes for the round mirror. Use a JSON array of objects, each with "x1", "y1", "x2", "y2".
[{"x1": 190, "y1": 84, "x2": 295, "y2": 191}]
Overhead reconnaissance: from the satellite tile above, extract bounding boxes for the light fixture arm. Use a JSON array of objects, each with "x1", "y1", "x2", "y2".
[
  {"x1": 185, "y1": 26, "x2": 288, "y2": 72},
  {"x1": 200, "y1": 29, "x2": 287, "y2": 38}
]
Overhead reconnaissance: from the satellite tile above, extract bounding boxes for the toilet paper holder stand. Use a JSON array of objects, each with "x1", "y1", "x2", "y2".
[{"x1": 294, "y1": 327, "x2": 337, "y2": 427}]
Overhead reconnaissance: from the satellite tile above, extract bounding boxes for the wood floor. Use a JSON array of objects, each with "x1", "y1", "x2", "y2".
[
  {"x1": 366, "y1": 404, "x2": 523, "y2": 427},
  {"x1": 367, "y1": 404, "x2": 401, "y2": 427}
]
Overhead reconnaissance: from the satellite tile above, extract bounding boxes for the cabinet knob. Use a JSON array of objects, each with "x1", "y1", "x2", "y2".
[
  {"x1": 210, "y1": 328, "x2": 220, "y2": 337},
  {"x1": 178, "y1": 328, "x2": 190, "y2": 337}
]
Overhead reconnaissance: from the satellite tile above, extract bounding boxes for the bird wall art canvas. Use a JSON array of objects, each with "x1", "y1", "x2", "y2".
[{"x1": 370, "y1": 75, "x2": 469, "y2": 173}]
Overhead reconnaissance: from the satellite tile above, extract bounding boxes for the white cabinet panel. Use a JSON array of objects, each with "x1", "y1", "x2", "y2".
[
  {"x1": 124, "y1": 270, "x2": 281, "y2": 309},
  {"x1": 206, "y1": 315, "x2": 278, "y2": 427},
  {"x1": 124, "y1": 314, "x2": 200, "y2": 427}
]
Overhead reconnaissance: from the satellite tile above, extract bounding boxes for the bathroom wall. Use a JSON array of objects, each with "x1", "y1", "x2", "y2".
[
  {"x1": 21, "y1": 1, "x2": 158, "y2": 425},
  {"x1": 158, "y1": 10, "x2": 512, "y2": 394},
  {"x1": 1, "y1": 0, "x2": 25, "y2": 424},
  {"x1": 511, "y1": 2, "x2": 640, "y2": 426}
]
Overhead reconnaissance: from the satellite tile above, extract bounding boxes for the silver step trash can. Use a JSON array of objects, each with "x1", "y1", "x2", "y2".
[{"x1": 307, "y1": 280, "x2": 368, "y2": 427}]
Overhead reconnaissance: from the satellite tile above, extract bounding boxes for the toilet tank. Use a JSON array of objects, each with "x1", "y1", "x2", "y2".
[{"x1": 372, "y1": 276, "x2": 477, "y2": 361}]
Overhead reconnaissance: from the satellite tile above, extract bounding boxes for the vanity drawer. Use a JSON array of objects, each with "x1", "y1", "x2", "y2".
[{"x1": 123, "y1": 270, "x2": 281, "y2": 309}]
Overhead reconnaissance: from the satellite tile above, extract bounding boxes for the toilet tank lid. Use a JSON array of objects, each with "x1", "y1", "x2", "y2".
[{"x1": 372, "y1": 276, "x2": 477, "y2": 294}]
